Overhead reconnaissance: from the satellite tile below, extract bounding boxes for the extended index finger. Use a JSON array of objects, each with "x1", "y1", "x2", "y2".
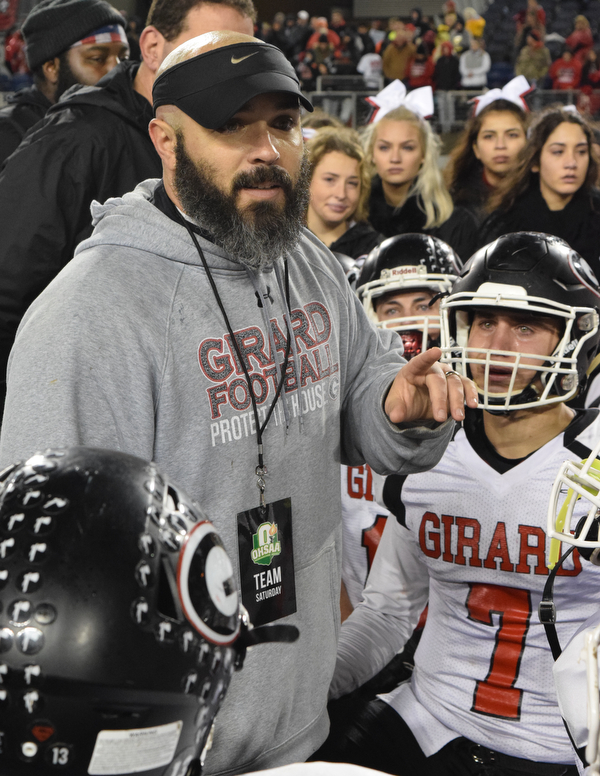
[{"x1": 400, "y1": 347, "x2": 443, "y2": 381}]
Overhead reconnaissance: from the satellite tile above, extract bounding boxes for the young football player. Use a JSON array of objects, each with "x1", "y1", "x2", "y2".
[
  {"x1": 340, "y1": 233, "x2": 461, "y2": 618},
  {"x1": 327, "y1": 231, "x2": 600, "y2": 775}
]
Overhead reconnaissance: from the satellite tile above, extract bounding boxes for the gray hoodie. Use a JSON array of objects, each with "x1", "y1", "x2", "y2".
[{"x1": 0, "y1": 179, "x2": 454, "y2": 774}]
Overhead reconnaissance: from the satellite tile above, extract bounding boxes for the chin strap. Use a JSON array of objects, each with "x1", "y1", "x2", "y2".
[
  {"x1": 234, "y1": 614, "x2": 299, "y2": 669},
  {"x1": 539, "y1": 544, "x2": 588, "y2": 766}
]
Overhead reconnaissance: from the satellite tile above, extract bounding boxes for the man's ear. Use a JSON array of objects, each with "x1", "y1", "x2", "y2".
[
  {"x1": 139, "y1": 25, "x2": 166, "y2": 74},
  {"x1": 42, "y1": 57, "x2": 61, "y2": 85},
  {"x1": 149, "y1": 117, "x2": 178, "y2": 172}
]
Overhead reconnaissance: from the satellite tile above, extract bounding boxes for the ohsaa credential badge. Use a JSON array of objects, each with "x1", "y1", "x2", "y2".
[
  {"x1": 237, "y1": 498, "x2": 297, "y2": 626},
  {"x1": 251, "y1": 522, "x2": 281, "y2": 565}
]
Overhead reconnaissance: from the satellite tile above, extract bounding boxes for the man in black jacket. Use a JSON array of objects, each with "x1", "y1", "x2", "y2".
[
  {"x1": 0, "y1": 0, "x2": 255, "y2": 420},
  {"x1": 0, "y1": 0, "x2": 129, "y2": 165}
]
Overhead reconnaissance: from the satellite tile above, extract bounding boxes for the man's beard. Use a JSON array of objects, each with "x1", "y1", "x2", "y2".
[
  {"x1": 174, "y1": 130, "x2": 310, "y2": 271},
  {"x1": 56, "y1": 51, "x2": 81, "y2": 100}
]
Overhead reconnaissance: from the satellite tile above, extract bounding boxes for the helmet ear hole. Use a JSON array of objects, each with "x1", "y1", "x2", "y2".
[{"x1": 157, "y1": 554, "x2": 184, "y2": 622}]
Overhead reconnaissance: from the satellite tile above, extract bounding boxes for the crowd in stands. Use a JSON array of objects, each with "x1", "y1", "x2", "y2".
[{"x1": 4, "y1": 0, "x2": 600, "y2": 106}]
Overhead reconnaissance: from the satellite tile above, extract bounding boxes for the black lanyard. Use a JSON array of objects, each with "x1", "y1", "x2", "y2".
[{"x1": 175, "y1": 208, "x2": 293, "y2": 509}]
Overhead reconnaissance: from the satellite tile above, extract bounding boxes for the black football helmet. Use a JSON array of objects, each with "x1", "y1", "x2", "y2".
[
  {"x1": 357, "y1": 234, "x2": 461, "y2": 359},
  {"x1": 0, "y1": 447, "x2": 297, "y2": 775},
  {"x1": 440, "y1": 232, "x2": 600, "y2": 410}
]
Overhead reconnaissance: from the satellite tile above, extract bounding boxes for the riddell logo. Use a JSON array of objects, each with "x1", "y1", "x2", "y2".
[
  {"x1": 390, "y1": 267, "x2": 419, "y2": 277},
  {"x1": 251, "y1": 522, "x2": 281, "y2": 566}
]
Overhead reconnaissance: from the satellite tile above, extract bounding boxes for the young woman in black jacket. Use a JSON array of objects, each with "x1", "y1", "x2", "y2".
[
  {"x1": 480, "y1": 106, "x2": 600, "y2": 274},
  {"x1": 445, "y1": 86, "x2": 529, "y2": 224},
  {"x1": 363, "y1": 104, "x2": 477, "y2": 263},
  {"x1": 306, "y1": 126, "x2": 384, "y2": 262}
]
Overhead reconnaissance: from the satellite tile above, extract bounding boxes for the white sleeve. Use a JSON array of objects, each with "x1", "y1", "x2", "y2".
[{"x1": 329, "y1": 514, "x2": 429, "y2": 699}]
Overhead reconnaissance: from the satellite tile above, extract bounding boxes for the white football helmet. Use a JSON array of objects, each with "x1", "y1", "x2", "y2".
[{"x1": 547, "y1": 435, "x2": 600, "y2": 569}]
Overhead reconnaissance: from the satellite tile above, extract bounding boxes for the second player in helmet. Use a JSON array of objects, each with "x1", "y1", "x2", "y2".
[{"x1": 357, "y1": 233, "x2": 461, "y2": 361}]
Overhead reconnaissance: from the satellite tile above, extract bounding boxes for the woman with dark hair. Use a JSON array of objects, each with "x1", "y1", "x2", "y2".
[
  {"x1": 480, "y1": 106, "x2": 600, "y2": 271},
  {"x1": 445, "y1": 81, "x2": 529, "y2": 223}
]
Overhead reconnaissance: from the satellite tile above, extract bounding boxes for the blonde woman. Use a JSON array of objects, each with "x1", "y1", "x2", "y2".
[
  {"x1": 306, "y1": 126, "x2": 384, "y2": 260},
  {"x1": 363, "y1": 104, "x2": 477, "y2": 260}
]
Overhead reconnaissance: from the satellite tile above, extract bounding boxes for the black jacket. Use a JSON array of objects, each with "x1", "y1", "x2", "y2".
[
  {"x1": 368, "y1": 177, "x2": 478, "y2": 263},
  {"x1": 479, "y1": 182, "x2": 600, "y2": 275},
  {"x1": 0, "y1": 60, "x2": 161, "y2": 412},
  {"x1": 0, "y1": 86, "x2": 51, "y2": 166},
  {"x1": 329, "y1": 221, "x2": 384, "y2": 260}
]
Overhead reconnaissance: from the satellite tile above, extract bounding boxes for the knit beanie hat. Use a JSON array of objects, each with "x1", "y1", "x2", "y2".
[{"x1": 22, "y1": 0, "x2": 126, "y2": 71}]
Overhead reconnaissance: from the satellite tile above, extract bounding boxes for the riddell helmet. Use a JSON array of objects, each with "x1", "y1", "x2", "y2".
[
  {"x1": 357, "y1": 234, "x2": 461, "y2": 359},
  {"x1": 0, "y1": 447, "x2": 297, "y2": 776},
  {"x1": 441, "y1": 232, "x2": 600, "y2": 411}
]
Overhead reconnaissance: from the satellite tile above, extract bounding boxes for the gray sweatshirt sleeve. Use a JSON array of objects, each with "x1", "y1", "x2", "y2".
[
  {"x1": 330, "y1": 515, "x2": 429, "y2": 699},
  {"x1": 338, "y1": 280, "x2": 455, "y2": 476}
]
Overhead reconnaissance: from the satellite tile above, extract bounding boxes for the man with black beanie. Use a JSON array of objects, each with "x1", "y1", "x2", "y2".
[
  {"x1": 0, "y1": 0, "x2": 128, "y2": 164},
  {"x1": 0, "y1": 0, "x2": 255, "y2": 424}
]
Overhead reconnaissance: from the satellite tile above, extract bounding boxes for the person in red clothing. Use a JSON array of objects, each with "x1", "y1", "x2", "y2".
[
  {"x1": 407, "y1": 43, "x2": 434, "y2": 88},
  {"x1": 549, "y1": 49, "x2": 582, "y2": 90},
  {"x1": 566, "y1": 15, "x2": 594, "y2": 63},
  {"x1": 306, "y1": 17, "x2": 340, "y2": 50}
]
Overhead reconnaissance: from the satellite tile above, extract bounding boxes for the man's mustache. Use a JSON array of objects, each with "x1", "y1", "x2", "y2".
[{"x1": 232, "y1": 165, "x2": 294, "y2": 196}]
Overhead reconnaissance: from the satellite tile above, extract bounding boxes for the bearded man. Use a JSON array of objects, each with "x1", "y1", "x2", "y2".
[{"x1": 0, "y1": 31, "x2": 476, "y2": 775}]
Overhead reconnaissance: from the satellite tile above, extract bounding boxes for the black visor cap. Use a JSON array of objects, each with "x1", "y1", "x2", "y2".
[{"x1": 153, "y1": 41, "x2": 313, "y2": 129}]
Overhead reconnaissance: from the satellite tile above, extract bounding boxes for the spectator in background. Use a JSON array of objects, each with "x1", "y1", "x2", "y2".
[
  {"x1": 514, "y1": 6, "x2": 546, "y2": 60},
  {"x1": 0, "y1": 0, "x2": 128, "y2": 166},
  {"x1": 306, "y1": 18, "x2": 340, "y2": 50},
  {"x1": 445, "y1": 80, "x2": 529, "y2": 224},
  {"x1": 382, "y1": 22, "x2": 416, "y2": 83},
  {"x1": 356, "y1": 21, "x2": 376, "y2": 55},
  {"x1": 369, "y1": 19, "x2": 386, "y2": 49},
  {"x1": 265, "y1": 11, "x2": 290, "y2": 57},
  {"x1": 480, "y1": 106, "x2": 600, "y2": 273},
  {"x1": 549, "y1": 49, "x2": 582, "y2": 90},
  {"x1": 407, "y1": 43, "x2": 434, "y2": 89},
  {"x1": 581, "y1": 48, "x2": 600, "y2": 88},
  {"x1": 463, "y1": 7, "x2": 485, "y2": 39},
  {"x1": 434, "y1": 41, "x2": 460, "y2": 133},
  {"x1": 287, "y1": 10, "x2": 311, "y2": 58},
  {"x1": 567, "y1": 15, "x2": 594, "y2": 63},
  {"x1": 459, "y1": 37, "x2": 490, "y2": 88},
  {"x1": 434, "y1": 40, "x2": 460, "y2": 89},
  {"x1": 3, "y1": 29, "x2": 28, "y2": 76},
  {"x1": 515, "y1": 29, "x2": 551, "y2": 84},
  {"x1": 379, "y1": 17, "x2": 403, "y2": 55},
  {"x1": 306, "y1": 127, "x2": 383, "y2": 260},
  {"x1": 364, "y1": 99, "x2": 477, "y2": 258},
  {"x1": 330, "y1": 9, "x2": 348, "y2": 39},
  {"x1": 357, "y1": 48, "x2": 383, "y2": 89},
  {"x1": 441, "y1": 0, "x2": 463, "y2": 26}
]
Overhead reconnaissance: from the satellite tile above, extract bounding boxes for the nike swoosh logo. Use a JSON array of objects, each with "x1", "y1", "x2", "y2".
[{"x1": 231, "y1": 51, "x2": 259, "y2": 64}]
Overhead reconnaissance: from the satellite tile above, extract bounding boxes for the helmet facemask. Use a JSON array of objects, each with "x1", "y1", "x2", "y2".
[
  {"x1": 360, "y1": 266, "x2": 455, "y2": 359},
  {"x1": 440, "y1": 283, "x2": 599, "y2": 411}
]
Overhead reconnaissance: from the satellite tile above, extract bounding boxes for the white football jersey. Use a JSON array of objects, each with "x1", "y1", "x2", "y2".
[
  {"x1": 554, "y1": 610, "x2": 600, "y2": 752},
  {"x1": 354, "y1": 410, "x2": 600, "y2": 763},
  {"x1": 341, "y1": 464, "x2": 389, "y2": 608}
]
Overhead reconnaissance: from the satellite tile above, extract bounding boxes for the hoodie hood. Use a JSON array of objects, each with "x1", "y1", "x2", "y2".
[
  {"x1": 48, "y1": 60, "x2": 151, "y2": 130},
  {"x1": 6, "y1": 84, "x2": 52, "y2": 110}
]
